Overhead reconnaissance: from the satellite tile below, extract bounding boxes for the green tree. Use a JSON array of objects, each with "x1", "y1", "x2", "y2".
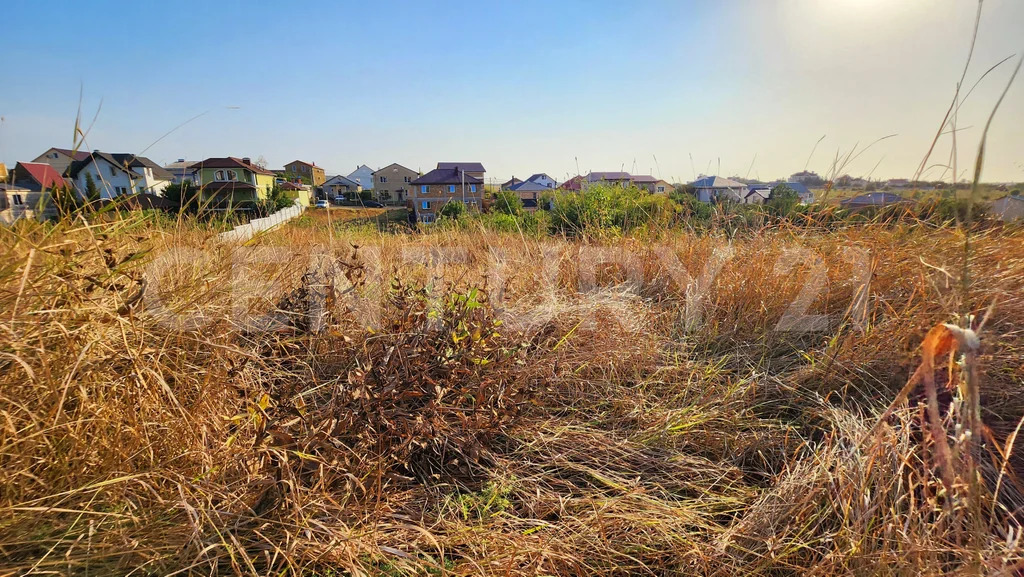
[
  {"x1": 162, "y1": 182, "x2": 198, "y2": 213},
  {"x1": 83, "y1": 172, "x2": 101, "y2": 203},
  {"x1": 438, "y1": 200, "x2": 466, "y2": 220},
  {"x1": 493, "y1": 190, "x2": 523, "y2": 216},
  {"x1": 767, "y1": 183, "x2": 800, "y2": 216}
]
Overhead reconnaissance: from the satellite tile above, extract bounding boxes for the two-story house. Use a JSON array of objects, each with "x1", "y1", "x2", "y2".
[
  {"x1": 524, "y1": 173, "x2": 557, "y2": 189},
  {"x1": 372, "y1": 163, "x2": 420, "y2": 204},
  {"x1": 347, "y1": 164, "x2": 375, "y2": 192},
  {"x1": 631, "y1": 175, "x2": 673, "y2": 194},
  {"x1": 67, "y1": 152, "x2": 173, "y2": 199},
  {"x1": 189, "y1": 157, "x2": 278, "y2": 210},
  {"x1": 284, "y1": 160, "x2": 326, "y2": 187},
  {"x1": 437, "y1": 162, "x2": 485, "y2": 182},
  {"x1": 409, "y1": 166, "x2": 484, "y2": 223},
  {"x1": 32, "y1": 147, "x2": 92, "y2": 174}
]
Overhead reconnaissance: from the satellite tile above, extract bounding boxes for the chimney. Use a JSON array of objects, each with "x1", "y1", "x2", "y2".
[{"x1": 242, "y1": 157, "x2": 251, "y2": 166}]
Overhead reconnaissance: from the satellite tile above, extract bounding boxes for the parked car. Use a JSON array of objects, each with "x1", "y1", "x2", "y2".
[
  {"x1": 333, "y1": 196, "x2": 346, "y2": 204},
  {"x1": 362, "y1": 200, "x2": 384, "y2": 208},
  {"x1": 315, "y1": 199, "x2": 329, "y2": 208}
]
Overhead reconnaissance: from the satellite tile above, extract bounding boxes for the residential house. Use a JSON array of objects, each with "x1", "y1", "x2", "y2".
[
  {"x1": 560, "y1": 175, "x2": 584, "y2": 191},
  {"x1": 991, "y1": 194, "x2": 1024, "y2": 223},
  {"x1": 12, "y1": 162, "x2": 71, "y2": 194},
  {"x1": 67, "y1": 153, "x2": 173, "y2": 198},
  {"x1": 32, "y1": 147, "x2": 91, "y2": 174},
  {"x1": 437, "y1": 162, "x2": 485, "y2": 182},
  {"x1": 284, "y1": 160, "x2": 326, "y2": 187},
  {"x1": 690, "y1": 176, "x2": 747, "y2": 203},
  {"x1": 372, "y1": 163, "x2": 420, "y2": 203},
  {"x1": 501, "y1": 177, "x2": 523, "y2": 191},
  {"x1": 164, "y1": 159, "x2": 200, "y2": 184},
  {"x1": 525, "y1": 173, "x2": 557, "y2": 189},
  {"x1": 347, "y1": 164, "x2": 375, "y2": 191},
  {"x1": 409, "y1": 167, "x2": 484, "y2": 224},
  {"x1": 507, "y1": 180, "x2": 551, "y2": 212},
  {"x1": 790, "y1": 170, "x2": 824, "y2": 185},
  {"x1": 745, "y1": 184, "x2": 771, "y2": 204},
  {"x1": 586, "y1": 171, "x2": 633, "y2": 187},
  {"x1": 839, "y1": 192, "x2": 910, "y2": 210},
  {"x1": 0, "y1": 163, "x2": 8, "y2": 182},
  {"x1": 631, "y1": 175, "x2": 672, "y2": 194},
  {"x1": 189, "y1": 157, "x2": 278, "y2": 210},
  {"x1": 885, "y1": 178, "x2": 911, "y2": 189},
  {"x1": 323, "y1": 174, "x2": 362, "y2": 199},
  {"x1": 0, "y1": 183, "x2": 40, "y2": 223},
  {"x1": 772, "y1": 181, "x2": 815, "y2": 204}
]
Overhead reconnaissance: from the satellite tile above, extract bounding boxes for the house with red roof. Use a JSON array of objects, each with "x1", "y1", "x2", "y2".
[{"x1": 12, "y1": 162, "x2": 72, "y2": 193}]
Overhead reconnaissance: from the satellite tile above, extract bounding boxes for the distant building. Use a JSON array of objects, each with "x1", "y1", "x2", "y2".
[
  {"x1": 372, "y1": 163, "x2": 420, "y2": 203},
  {"x1": 745, "y1": 184, "x2": 771, "y2": 204},
  {"x1": 188, "y1": 157, "x2": 279, "y2": 210},
  {"x1": 284, "y1": 160, "x2": 326, "y2": 187},
  {"x1": 559, "y1": 175, "x2": 584, "y2": 191},
  {"x1": 501, "y1": 177, "x2": 523, "y2": 190},
  {"x1": 525, "y1": 173, "x2": 557, "y2": 189},
  {"x1": 12, "y1": 162, "x2": 72, "y2": 193},
  {"x1": 507, "y1": 180, "x2": 551, "y2": 211},
  {"x1": 347, "y1": 164, "x2": 374, "y2": 191},
  {"x1": 410, "y1": 167, "x2": 484, "y2": 224},
  {"x1": 840, "y1": 192, "x2": 910, "y2": 209},
  {"x1": 67, "y1": 153, "x2": 173, "y2": 198},
  {"x1": 437, "y1": 162, "x2": 485, "y2": 182},
  {"x1": 586, "y1": 171, "x2": 633, "y2": 187},
  {"x1": 790, "y1": 170, "x2": 823, "y2": 185},
  {"x1": 992, "y1": 194, "x2": 1024, "y2": 222},
  {"x1": 0, "y1": 183, "x2": 47, "y2": 223},
  {"x1": 164, "y1": 159, "x2": 200, "y2": 184},
  {"x1": 323, "y1": 174, "x2": 362, "y2": 199},
  {"x1": 690, "y1": 176, "x2": 747, "y2": 203},
  {"x1": 886, "y1": 178, "x2": 910, "y2": 189},
  {"x1": 32, "y1": 147, "x2": 91, "y2": 174},
  {"x1": 630, "y1": 174, "x2": 672, "y2": 194}
]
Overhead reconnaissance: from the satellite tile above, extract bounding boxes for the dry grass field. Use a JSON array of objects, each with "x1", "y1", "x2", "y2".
[{"x1": 1, "y1": 211, "x2": 1023, "y2": 575}]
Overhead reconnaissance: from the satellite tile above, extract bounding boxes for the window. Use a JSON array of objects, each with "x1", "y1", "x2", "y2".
[
  {"x1": 657, "y1": 186, "x2": 665, "y2": 193},
  {"x1": 421, "y1": 214, "x2": 434, "y2": 224},
  {"x1": 51, "y1": 152, "x2": 59, "y2": 159},
  {"x1": 116, "y1": 186, "x2": 128, "y2": 196},
  {"x1": 227, "y1": 170, "x2": 238, "y2": 181},
  {"x1": 138, "y1": 186, "x2": 146, "y2": 194},
  {"x1": 215, "y1": 170, "x2": 226, "y2": 181},
  {"x1": 421, "y1": 201, "x2": 429, "y2": 210},
  {"x1": 109, "y1": 166, "x2": 117, "y2": 177},
  {"x1": 469, "y1": 184, "x2": 477, "y2": 193},
  {"x1": 379, "y1": 176, "x2": 387, "y2": 183},
  {"x1": 447, "y1": 185, "x2": 456, "y2": 193},
  {"x1": 420, "y1": 185, "x2": 428, "y2": 193},
  {"x1": 404, "y1": 176, "x2": 410, "y2": 182},
  {"x1": 12, "y1": 194, "x2": 24, "y2": 205}
]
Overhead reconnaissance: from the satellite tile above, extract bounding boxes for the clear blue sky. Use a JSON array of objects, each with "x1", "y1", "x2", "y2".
[{"x1": 2, "y1": 0, "x2": 1023, "y2": 183}]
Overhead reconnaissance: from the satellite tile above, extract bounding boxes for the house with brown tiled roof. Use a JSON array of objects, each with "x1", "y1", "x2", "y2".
[
  {"x1": 284, "y1": 160, "x2": 326, "y2": 187},
  {"x1": 32, "y1": 147, "x2": 92, "y2": 174},
  {"x1": 189, "y1": 157, "x2": 281, "y2": 210}
]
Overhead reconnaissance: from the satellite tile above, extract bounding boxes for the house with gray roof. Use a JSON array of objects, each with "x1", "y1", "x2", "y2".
[
  {"x1": 67, "y1": 152, "x2": 174, "y2": 198},
  {"x1": 992, "y1": 194, "x2": 1024, "y2": 222},
  {"x1": 691, "y1": 176, "x2": 747, "y2": 203},
  {"x1": 437, "y1": 162, "x2": 485, "y2": 181},
  {"x1": 323, "y1": 174, "x2": 363, "y2": 199}
]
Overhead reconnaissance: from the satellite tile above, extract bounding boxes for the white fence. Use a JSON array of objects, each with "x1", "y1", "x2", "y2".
[{"x1": 217, "y1": 201, "x2": 305, "y2": 243}]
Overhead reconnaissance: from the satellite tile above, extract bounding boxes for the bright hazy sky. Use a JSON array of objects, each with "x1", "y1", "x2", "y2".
[{"x1": 2, "y1": 0, "x2": 1022, "y2": 183}]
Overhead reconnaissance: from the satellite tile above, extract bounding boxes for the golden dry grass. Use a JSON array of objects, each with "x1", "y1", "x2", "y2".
[{"x1": 1, "y1": 212, "x2": 1022, "y2": 575}]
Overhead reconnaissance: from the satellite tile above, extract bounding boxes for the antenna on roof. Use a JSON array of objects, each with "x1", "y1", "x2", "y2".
[{"x1": 745, "y1": 153, "x2": 757, "y2": 180}]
